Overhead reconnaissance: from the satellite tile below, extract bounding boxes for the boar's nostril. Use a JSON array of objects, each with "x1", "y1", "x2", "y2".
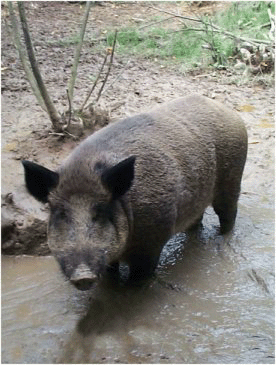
[
  {"x1": 70, "y1": 263, "x2": 97, "y2": 291},
  {"x1": 72, "y1": 278, "x2": 95, "y2": 291}
]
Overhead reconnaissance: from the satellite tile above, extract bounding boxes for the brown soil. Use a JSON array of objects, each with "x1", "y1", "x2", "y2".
[{"x1": 1, "y1": 2, "x2": 274, "y2": 255}]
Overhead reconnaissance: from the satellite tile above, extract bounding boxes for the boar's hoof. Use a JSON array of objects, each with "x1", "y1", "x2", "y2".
[{"x1": 70, "y1": 263, "x2": 98, "y2": 291}]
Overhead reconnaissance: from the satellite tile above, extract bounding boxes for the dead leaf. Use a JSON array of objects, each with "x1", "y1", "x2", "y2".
[{"x1": 236, "y1": 104, "x2": 256, "y2": 112}]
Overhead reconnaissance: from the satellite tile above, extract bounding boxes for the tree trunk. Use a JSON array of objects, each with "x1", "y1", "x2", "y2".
[
  {"x1": 17, "y1": 1, "x2": 63, "y2": 132},
  {"x1": 8, "y1": 2, "x2": 47, "y2": 112}
]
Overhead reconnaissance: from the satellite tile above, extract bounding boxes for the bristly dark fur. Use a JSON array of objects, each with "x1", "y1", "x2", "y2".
[{"x1": 22, "y1": 95, "x2": 247, "y2": 287}]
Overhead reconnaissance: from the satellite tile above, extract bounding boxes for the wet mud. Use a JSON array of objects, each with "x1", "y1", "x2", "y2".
[
  {"x1": 1, "y1": 2, "x2": 274, "y2": 364},
  {"x1": 2, "y1": 206, "x2": 274, "y2": 363}
]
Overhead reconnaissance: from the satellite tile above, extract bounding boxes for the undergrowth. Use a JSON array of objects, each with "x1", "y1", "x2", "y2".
[{"x1": 104, "y1": 1, "x2": 274, "y2": 72}]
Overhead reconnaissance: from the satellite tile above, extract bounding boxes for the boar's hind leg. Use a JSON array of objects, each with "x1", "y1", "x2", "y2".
[{"x1": 212, "y1": 189, "x2": 240, "y2": 235}]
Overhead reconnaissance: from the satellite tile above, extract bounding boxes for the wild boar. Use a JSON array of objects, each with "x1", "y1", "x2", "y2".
[{"x1": 22, "y1": 95, "x2": 247, "y2": 290}]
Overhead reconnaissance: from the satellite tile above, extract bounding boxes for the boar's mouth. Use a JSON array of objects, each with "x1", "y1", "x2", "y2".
[{"x1": 56, "y1": 249, "x2": 106, "y2": 290}]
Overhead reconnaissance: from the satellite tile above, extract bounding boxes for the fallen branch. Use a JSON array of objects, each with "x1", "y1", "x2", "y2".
[
  {"x1": 149, "y1": 4, "x2": 273, "y2": 46},
  {"x1": 49, "y1": 131, "x2": 78, "y2": 139},
  {"x1": 139, "y1": 15, "x2": 177, "y2": 30},
  {"x1": 167, "y1": 27, "x2": 219, "y2": 35},
  {"x1": 149, "y1": 5, "x2": 202, "y2": 24},
  {"x1": 205, "y1": 20, "x2": 273, "y2": 46}
]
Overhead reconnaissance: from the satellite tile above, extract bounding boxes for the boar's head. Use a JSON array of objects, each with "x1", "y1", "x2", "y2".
[{"x1": 22, "y1": 156, "x2": 135, "y2": 290}]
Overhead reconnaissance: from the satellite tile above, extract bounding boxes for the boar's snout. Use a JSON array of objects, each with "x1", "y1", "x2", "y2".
[{"x1": 69, "y1": 263, "x2": 98, "y2": 291}]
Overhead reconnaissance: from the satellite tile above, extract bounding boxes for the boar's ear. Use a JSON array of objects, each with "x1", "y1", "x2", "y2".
[
  {"x1": 22, "y1": 160, "x2": 59, "y2": 203},
  {"x1": 101, "y1": 156, "x2": 136, "y2": 199}
]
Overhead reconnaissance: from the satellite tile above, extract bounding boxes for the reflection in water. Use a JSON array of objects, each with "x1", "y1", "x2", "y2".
[{"x1": 1, "y1": 207, "x2": 275, "y2": 363}]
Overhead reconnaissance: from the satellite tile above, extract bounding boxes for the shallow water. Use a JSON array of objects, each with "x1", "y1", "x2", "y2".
[{"x1": 2, "y1": 205, "x2": 274, "y2": 364}]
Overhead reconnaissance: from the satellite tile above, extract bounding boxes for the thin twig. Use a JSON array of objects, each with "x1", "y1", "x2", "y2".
[
  {"x1": 44, "y1": 36, "x2": 107, "y2": 48},
  {"x1": 96, "y1": 29, "x2": 118, "y2": 103},
  {"x1": 101, "y1": 58, "x2": 131, "y2": 97},
  {"x1": 67, "y1": 1, "x2": 92, "y2": 103},
  {"x1": 208, "y1": 16, "x2": 218, "y2": 62},
  {"x1": 206, "y1": 20, "x2": 273, "y2": 45},
  {"x1": 80, "y1": 52, "x2": 108, "y2": 112},
  {"x1": 268, "y1": 8, "x2": 275, "y2": 41},
  {"x1": 49, "y1": 132, "x2": 65, "y2": 136},
  {"x1": 66, "y1": 89, "x2": 72, "y2": 128},
  {"x1": 149, "y1": 5, "x2": 202, "y2": 24},
  {"x1": 165, "y1": 27, "x2": 235, "y2": 36},
  {"x1": 64, "y1": 130, "x2": 79, "y2": 139},
  {"x1": 49, "y1": 131, "x2": 78, "y2": 139},
  {"x1": 138, "y1": 15, "x2": 177, "y2": 30}
]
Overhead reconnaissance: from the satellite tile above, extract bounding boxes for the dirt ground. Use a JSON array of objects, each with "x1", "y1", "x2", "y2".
[{"x1": 1, "y1": 1, "x2": 275, "y2": 252}]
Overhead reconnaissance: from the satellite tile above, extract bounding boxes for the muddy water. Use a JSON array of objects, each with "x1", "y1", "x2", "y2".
[{"x1": 2, "y1": 205, "x2": 274, "y2": 364}]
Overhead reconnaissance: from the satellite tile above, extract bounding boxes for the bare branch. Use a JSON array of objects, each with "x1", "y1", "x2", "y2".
[
  {"x1": 8, "y1": 2, "x2": 47, "y2": 112},
  {"x1": 67, "y1": 1, "x2": 92, "y2": 103},
  {"x1": 96, "y1": 29, "x2": 118, "y2": 103},
  {"x1": 267, "y1": 8, "x2": 275, "y2": 41},
  {"x1": 205, "y1": 21, "x2": 273, "y2": 46},
  {"x1": 149, "y1": 5, "x2": 202, "y2": 24},
  {"x1": 138, "y1": 15, "x2": 177, "y2": 30},
  {"x1": 80, "y1": 52, "x2": 108, "y2": 112},
  {"x1": 17, "y1": 1, "x2": 62, "y2": 132},
  {"x1": 101, "y1": 58, "x2": 131, "y2": 97}
]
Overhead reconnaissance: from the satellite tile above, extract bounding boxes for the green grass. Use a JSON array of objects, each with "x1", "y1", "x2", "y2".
[
  {"x1": 105, "y1": 1, "x2": 274, "y2": 70},
  {"x1": 46, "y1": 34, "x2": 81, "y2": 47},
  {"x1": 215, "y1": 1, "x2": 274, "y2": 34},
  {"x1": 107, "y1": 27, "x2": 205, "y2": 68},
  {"x1": 213, "y1": 1, "x2": 275, "y2": 43}
]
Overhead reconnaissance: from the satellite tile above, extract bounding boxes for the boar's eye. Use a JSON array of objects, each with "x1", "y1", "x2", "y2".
[
  {"x1": 91, "y1": 207, "x2": 99, "y2": 222},
  {"x1": 91, "y1": 203, "x2": 114, "y2": 224},
  {"x1": 91, "y1": 203, "x2": 104, "y2": 222},
  {"x1": 50, "y1": 206, "x2": 69, "y2": 226}
]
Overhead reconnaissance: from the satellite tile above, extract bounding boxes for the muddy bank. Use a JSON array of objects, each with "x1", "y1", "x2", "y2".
[{"x1": 1, "y1": 192, "x2": 49, "y2": 255}]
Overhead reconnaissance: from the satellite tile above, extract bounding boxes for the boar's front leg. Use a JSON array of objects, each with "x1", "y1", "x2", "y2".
[
  {"x1": 106, "y1": 261, "x2": 120, "y2": 281},
  {"x1": 187, "y1": 213, "x2": 204, "y2": 232},
  {"x1": 107, "y1": 261, "x2": 119, "y2": 273},
  {"x1": 127, "y1": 250, "x2": 161, "y2": 281}
]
